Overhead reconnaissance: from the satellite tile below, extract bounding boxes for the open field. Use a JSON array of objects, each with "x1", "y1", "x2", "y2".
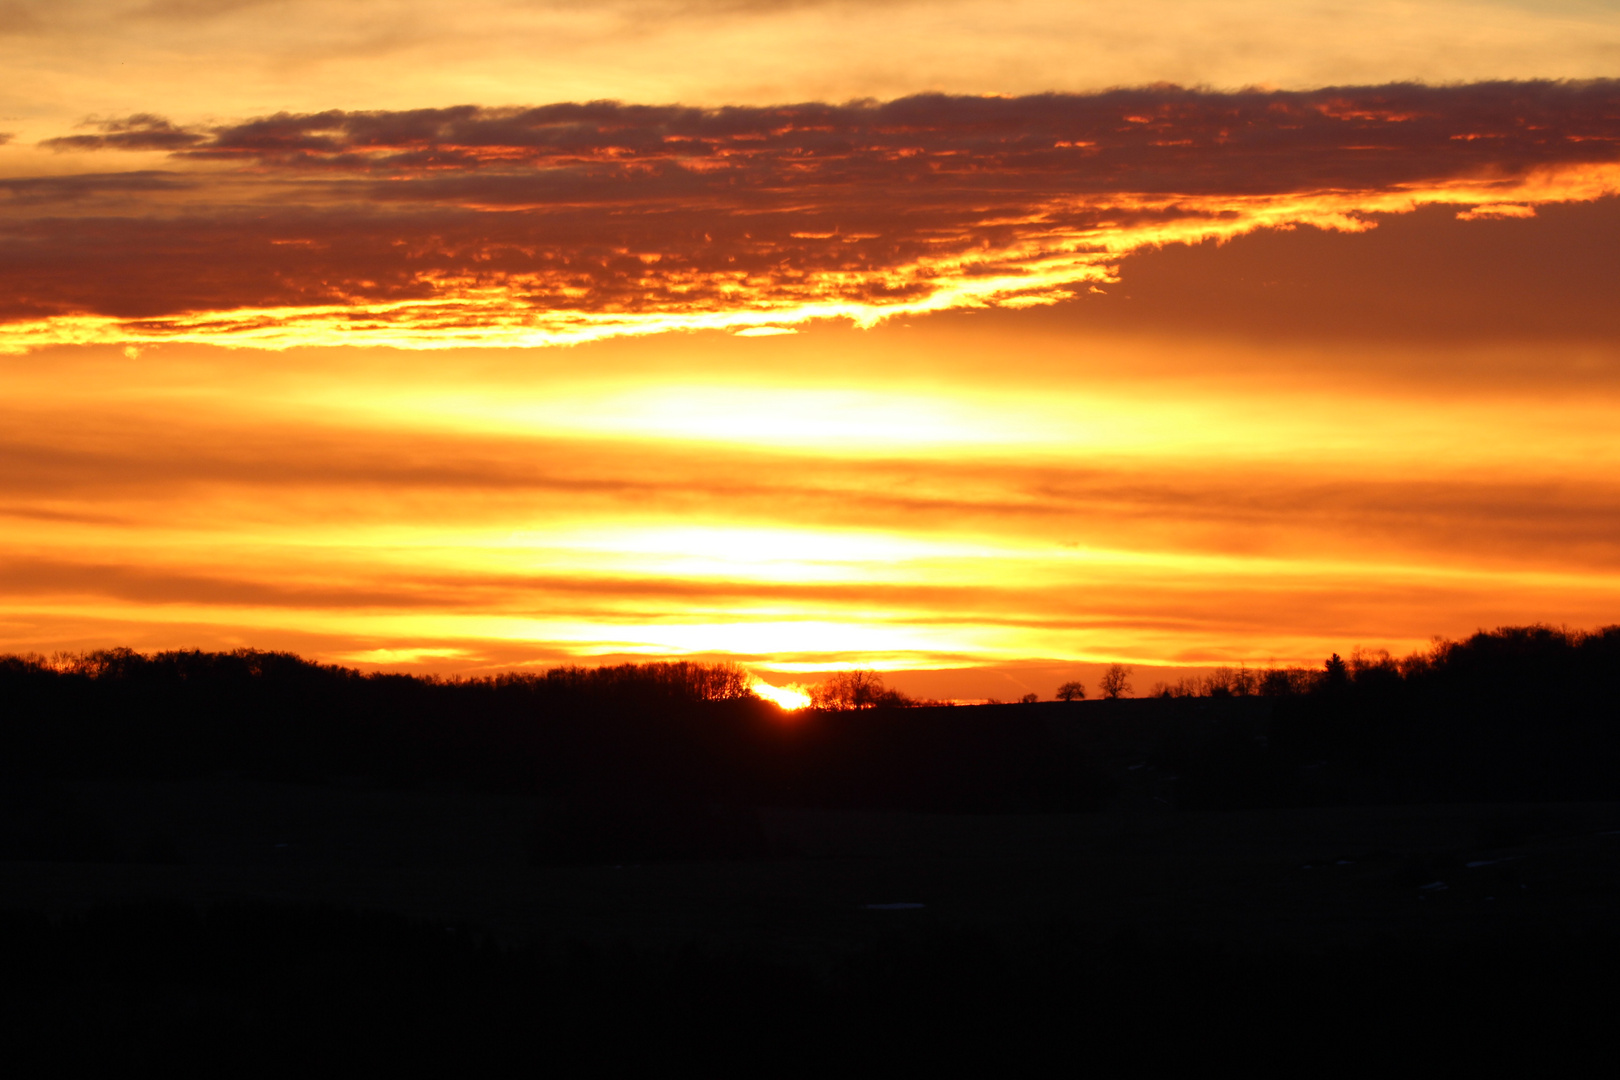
[{"x1": 6, "y1": 771, "x2": 1619, "y2": 959}]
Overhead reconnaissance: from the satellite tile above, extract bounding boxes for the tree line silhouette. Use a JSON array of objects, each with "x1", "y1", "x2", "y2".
[
  {"x1": 3, "y1": 624, "x2": 1617, "y2": 842},
  {"x1": 0, "y1": 648, "x2": 1108, "y2": 863},
  {"x1": 1161, "y1": 625, "x2": 1620, "y2": 808}
]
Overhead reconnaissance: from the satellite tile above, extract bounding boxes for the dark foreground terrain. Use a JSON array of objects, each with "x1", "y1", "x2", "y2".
[
  {"x1": 3, "y1": 632, "x2": 1619, "y2": 1070},
  {"x1": 5, "y1": 788, "x2": 1619, "y2": 1072}
]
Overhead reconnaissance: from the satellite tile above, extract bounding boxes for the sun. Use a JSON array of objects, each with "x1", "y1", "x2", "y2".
[{"x1": 749, "y1": 678, "x2": 813, "y2": 711}]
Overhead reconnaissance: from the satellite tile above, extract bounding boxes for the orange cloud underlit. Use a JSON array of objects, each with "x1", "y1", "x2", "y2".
[{"x1": 4, "y1": 83, "x2": 1618, "y2": 352}]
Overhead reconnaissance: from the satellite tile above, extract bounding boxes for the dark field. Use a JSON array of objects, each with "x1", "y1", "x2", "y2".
[
  {"x1": 4, "y1": 638, "x2": 1620, "y2": 1069},
  {"x1": 7, "y1": 742, "x2": 1620, "y2": 956},
  {"x1": 6, "y1": 723, "x2": 1620, "y2": 1071}
]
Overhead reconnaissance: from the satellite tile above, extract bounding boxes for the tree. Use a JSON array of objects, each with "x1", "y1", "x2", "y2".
[
  {"x1": 809, "y1": 669, "x2": 911, "y2": 710},
  {"x1": 1020, "y1": 692, "x2": 1040, "y2": 704},
  {"x1": 1098, "y1": 664, "x2": 1133, "y2": 699},
  {"x1": 1055, "y1": 680, "x2": 1086, "y2": 702},
  {"x1": 1323, "y1": 652, "x2": 1348, "y2": 687}
]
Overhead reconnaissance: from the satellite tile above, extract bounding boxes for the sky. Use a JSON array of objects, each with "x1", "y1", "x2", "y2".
[{"x1": 3, "y1": 1, "x2": 1619, "y2": 698}]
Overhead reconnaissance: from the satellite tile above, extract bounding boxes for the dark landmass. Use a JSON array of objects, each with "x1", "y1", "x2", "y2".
[
  {"x1": 3, "y1": 626, "x2": 1618, "y2": 1067},
  {"x1": 6, "y1": 896, "x2": 1614, "y2": 1073}
]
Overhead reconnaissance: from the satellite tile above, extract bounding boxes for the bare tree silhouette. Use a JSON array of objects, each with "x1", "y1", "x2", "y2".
[
  {"x1": 1099, "y1": 664, "x2": 1133, "y2": 699},
  {"x1": 809, "y1": 669, "x2": 910, "y2": 709}
]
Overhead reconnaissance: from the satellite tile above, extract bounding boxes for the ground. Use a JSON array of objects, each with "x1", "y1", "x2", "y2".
[{"x1": 5, "y1": 769, "x2": 1618, "y2": 961}]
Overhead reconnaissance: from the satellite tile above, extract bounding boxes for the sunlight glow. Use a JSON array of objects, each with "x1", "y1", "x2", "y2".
[
  {"x1": 508, "y1": 527, "x2": 1006, "y2": 584},
  {"x1": 338, "y1": 648, "x2": 473, "y2": 665},
  {"x1": 370, "y1": 385, "x2": 1060, "y2": 450},
  {"x1": 749, "y1": 678, "x2": 812, "y2": 710},
  {"x1": 8, "y1": 319, "x2": 1620, "y2": 678}
]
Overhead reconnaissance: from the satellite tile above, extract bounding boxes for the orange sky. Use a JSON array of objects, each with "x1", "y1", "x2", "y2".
[{"x1": 3, "y1": 3, "x2": 1619, "y2": 696}]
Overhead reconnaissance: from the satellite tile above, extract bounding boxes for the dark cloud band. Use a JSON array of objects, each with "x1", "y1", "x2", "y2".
[
  {"x1": 7, "y1": 81, "x2": 1619, "y2": 349},
  {"x1": 55, "y1": 83, "x2": 1620, "y2": 189}
]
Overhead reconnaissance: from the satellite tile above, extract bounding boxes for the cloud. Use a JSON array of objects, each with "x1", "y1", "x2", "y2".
[
  {"x1": 8, "y1": 338, "x2": 1620, "y2": 669},
  {"x1": 42, "y1": 113, "x2": 208, "y2": 152},
  {"x1": 0, "y1": 556, "x2": 452, "y2": 610},
  {"x1": 1455, "y1": 202, "x2": 1536, "y2": 220},
  {"x1": 0, "y1": 170, "x2": 192, "y2": 207},
  {"x1": 6, "y1": 81, "x2": 1619, "y2": 349},
  {"x1": 6, "y1": 398, "x2": 1620, "y2": 574},
  {"x1": 1032, "y1": 196, "x2": 1620, "y2": 342},
  {"x1": 0, "y1": 1, "x2": 42, "y2": 33},
  {"x1": 90, "y1": 82, "x2": 1617, "y2": 188}
]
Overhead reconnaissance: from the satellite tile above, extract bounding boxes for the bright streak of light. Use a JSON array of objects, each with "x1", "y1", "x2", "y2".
[
  {"x1": 508, "y1": 526, "x2": 1005, "y2": 584},
  {"x1": 515, "y1": 385, "x2": 1052, "y2": 448},
  {"x1": 352, "y1": 384, "x2": 1065, "y2": 450},
  {"x1": 337, "y1": 648, "x2": 472, "y2": 665}
]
